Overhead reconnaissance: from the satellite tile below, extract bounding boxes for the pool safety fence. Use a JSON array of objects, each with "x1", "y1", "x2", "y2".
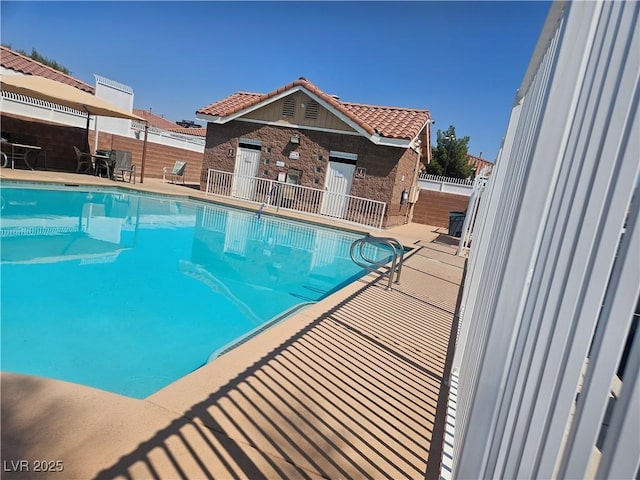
[
  {"x1": 205, "y1": 169, "x2": 387, "y2": 229},
  {"x1": 448, "y1": 2, "x2": 640, "y2": 480}
]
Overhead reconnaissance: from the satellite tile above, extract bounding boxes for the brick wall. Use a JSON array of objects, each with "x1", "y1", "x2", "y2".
[
  {"x1": 412, "y1": 189, "x2": 469, "y2": 228},
  {"x1": 0, "y1": 113, "x2": 203, "y2": 183},
  {"x1": 202, "y1": 121, "x2": 421, "y2": 227}
]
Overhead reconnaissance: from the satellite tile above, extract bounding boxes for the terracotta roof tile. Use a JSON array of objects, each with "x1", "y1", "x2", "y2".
[
  {"x1": 197, "y1": 92, "x2": 264, "y2": 118},
  {"x1": 467, "y1": 154, "x2": 494, "y2": 172},
  {"x1": 0, "y1": 46, "x2": 94, "y2": 93},
  {"x1": 132, "y1": 109, "x2": 178, "y2": 129},
  {"x1": 166, "y1": 127, "x2": 207, "y2": 137},
  {"x1": 197, "y1": 78, "x2": 430, "y2": 142}
]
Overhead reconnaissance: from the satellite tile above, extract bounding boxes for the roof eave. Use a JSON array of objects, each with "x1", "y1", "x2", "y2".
[
  {"x1": 196, "y1": 112, "x2": 223, "y2": 123},
  {"x1": 369, "y1": 135, "x2": 413, "y2": 148}
]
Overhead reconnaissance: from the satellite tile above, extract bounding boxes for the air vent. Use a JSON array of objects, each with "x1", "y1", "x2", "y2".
[
  {"x1": 282, "y1": 97, "x2": 296, "y2": 117},
  {"x1": 304, "y1": 100, "x2": 319, "y2": 119}
]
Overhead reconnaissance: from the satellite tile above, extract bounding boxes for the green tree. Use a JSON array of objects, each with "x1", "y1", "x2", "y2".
[
  {"x1": 2, "y1": 44, "x2": 71, "y2": 75},
  {"x1": 426, "y1": 125, "x2": 472, "y2": 179}
]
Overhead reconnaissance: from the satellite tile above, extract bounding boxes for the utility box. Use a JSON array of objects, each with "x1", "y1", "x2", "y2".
[{"x1": 448, "y1": 211, "x2": 466, "y2": 237}]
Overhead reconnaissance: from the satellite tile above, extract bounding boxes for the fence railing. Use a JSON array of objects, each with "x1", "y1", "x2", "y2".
[
  {"x1": 418, "y1": 172, "x2": 474, "y2": 185},
  {"x1": 205, "y1": 169, "x2": 386, "y2": 229},
  {"x1": 418, "y1": 173, "x2": 474, "y2": 196},
  {"x1": 448, "y1": 2, "x2": 640, "y2": 480}
]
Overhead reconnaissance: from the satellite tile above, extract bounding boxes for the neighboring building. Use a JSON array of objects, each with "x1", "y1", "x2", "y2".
[
  {"x1": 196, "y1": 77, "x2": 432, "y2": 227},
  {"x1": 0, "y1": 45, "x2": 94, "y2": 93},
  {"x1": 132, "y1": 108, "x2": 180, "y2": 130},
  {"x1": 467, "y1": 153, "x2": 493, "y2": 176}
]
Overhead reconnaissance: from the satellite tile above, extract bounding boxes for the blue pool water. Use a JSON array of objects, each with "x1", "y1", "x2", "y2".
[{"x1": 0, "y1": 184, "x2": 389, "y2": 398}]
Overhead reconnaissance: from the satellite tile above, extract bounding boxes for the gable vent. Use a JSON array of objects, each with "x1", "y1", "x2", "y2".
[
  {"x1": 304, "y1": 100, "x2": 319, "y2": 120},
  {"x1": 282, "y1": 97, "x2": 296, "y2": 117}
]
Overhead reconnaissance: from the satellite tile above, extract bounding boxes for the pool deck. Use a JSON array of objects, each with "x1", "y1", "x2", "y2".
[{"x1": 1, "y1": 170, "x2": 466, "y2": 480}]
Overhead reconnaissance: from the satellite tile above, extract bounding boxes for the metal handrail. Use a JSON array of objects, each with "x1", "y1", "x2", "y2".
[{"x1": 350, "y1": 236, "x2": 404, "y2": 290}]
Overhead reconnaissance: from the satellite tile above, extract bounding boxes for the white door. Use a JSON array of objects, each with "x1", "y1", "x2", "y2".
[
  {"x1": 320, "y1": 161, "x2": 356, "y2": 218},
  {"x1": 232, "y1": 147, "x2": 261, "y2": 200}
]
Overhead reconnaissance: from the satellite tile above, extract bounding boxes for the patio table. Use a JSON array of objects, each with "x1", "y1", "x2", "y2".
[
  {"x1": 92, "y1": 153, "x2": 113, "y2": 178},
  {"x1": 1, "y1": 141, "x2": 44, "y2": 170}
]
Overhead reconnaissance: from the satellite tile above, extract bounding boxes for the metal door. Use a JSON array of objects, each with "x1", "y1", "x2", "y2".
[
  {"x1": 232, "y1": 147, "x2": 261, "y2": 200},
  {"x1": 320, "y1": 161, "x2": 355, "y2": 218}
]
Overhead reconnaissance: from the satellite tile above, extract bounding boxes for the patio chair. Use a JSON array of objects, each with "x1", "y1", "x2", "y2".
[
  {"x1": 112, "y1": 150, "x2": 136, "y2": 184},
  {"x1": 74, "y1": 146, "x2": 93, "y2": 174},
  {"x1": 163, "y1": 161, "x2": 187, "y2": 184}
]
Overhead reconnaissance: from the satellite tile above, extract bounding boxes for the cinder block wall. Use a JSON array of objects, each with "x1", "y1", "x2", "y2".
[
  {"x1": 1, "y1": 113, "x2": 87, "y2": 171},
  {"x1": 90, "y1": 132, "x2": 204, "y2": 184},
  {"x1": 1, "y1": 113, "x2": 204, "y2": 183},
  {"x1": 412, "y1": 189, "x2": 469, "y2": 228}
]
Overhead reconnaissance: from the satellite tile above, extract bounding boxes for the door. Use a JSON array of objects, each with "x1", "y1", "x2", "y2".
[
  {"x1": 232, "y1": 147, "x2": 261, "y2": 201},
  {"x1": 320, "y1": 160, "x2": 356, "y2": 218}
]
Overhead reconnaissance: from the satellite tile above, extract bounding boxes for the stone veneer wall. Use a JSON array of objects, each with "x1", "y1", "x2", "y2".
[{"x1": 201, "y1": 121, "x2": 421, "y2": 227}]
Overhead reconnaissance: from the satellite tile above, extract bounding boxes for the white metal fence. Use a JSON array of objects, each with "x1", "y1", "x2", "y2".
[
  {"x1": 448, "y1": 2, "x2": 639, "y2": 479},
  {"x1": 455, "y1": 168, "x2": 490, "y2": 256},
  {"x1": 417, "y1": 173, "x2": 474, "y2": 196},
  {"x1": 417, "y1": 173, "x2": 474, "y2": 185},
  {"x1": 205, "y1": 169, "x2": 387, "y2": 229}
]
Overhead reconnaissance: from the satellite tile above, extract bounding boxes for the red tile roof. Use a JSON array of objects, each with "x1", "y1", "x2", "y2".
[
  {"x1": 197, "y1": 78, "x2": 430, "y2": 141},
  {"x1": 0, "y1": 45, "x2": 94, "y2": 93},
  {"x1": 467, "y1": 154, "x2": 494, "y2": 173},
  {"x1": 167, "y1": 127, "x2": 207, "y2": 137},
  {"x1": 132, "y1": 108, "x2": 179, "y2": 129}
]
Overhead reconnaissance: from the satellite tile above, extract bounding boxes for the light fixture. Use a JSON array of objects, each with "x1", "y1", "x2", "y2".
[{"x1": 290, "y1": 135, "x2": 300, "y2": 144}]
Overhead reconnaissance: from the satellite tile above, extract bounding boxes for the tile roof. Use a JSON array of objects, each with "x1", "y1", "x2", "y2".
[
  {"x1": 0, "y1": 46, "x2": 94, "y2": 93},
  {"x1": 467, "y1": 154, "x2": 494, "y2": 172},
  {"x1": 132, "y1": 109, "x2": 179, "y2": 129},
  {"x1": 166, "y1": 127, "x2": 207, "y2": 137},
  {"x1": 197, "y1": 78, "x2": 430, "y2": 141}
]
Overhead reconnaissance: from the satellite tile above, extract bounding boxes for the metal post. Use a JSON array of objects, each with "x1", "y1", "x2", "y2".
[{"x1": 140, "y1": 123, "x2": 149, "y2": 183}]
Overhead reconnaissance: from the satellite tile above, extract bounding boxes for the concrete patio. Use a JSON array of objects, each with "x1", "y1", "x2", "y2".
[{"x1": 1, "y1": 169, "x2": 465, "y2": 479}]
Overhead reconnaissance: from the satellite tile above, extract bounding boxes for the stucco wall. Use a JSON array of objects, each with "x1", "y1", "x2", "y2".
[{"x1": 201, "y1": 121, "x2": 421, "y2": 227}]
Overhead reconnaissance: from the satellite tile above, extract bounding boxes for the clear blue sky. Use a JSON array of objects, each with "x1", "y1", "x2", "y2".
[{"x1": 1, "y1": 1, "x2": 551, "y2": 161}]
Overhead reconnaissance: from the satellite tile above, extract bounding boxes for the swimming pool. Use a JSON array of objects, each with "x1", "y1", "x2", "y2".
[{"x1": 0, "y1": 184, "x2": 389, "y2": 398}]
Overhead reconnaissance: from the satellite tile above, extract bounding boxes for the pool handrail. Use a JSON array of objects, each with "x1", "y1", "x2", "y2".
[{"x1": 349, "y1": 236, "x2": 404, "y2": 290}]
